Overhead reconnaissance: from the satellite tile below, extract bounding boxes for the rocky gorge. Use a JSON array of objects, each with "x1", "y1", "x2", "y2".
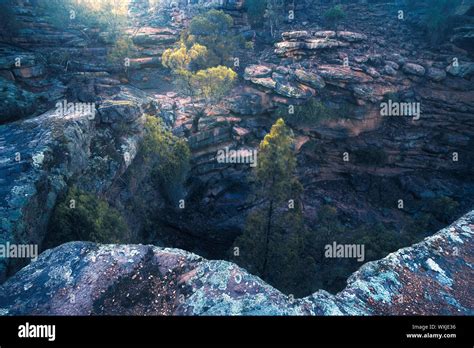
[{"x1": 0, "y1": 0, "x2": 473, "y2": 314}]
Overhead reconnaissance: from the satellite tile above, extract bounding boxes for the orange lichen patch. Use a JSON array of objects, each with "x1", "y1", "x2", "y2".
[
  {"x1": 178, "y1": 268, "x2": 198, "y2": 285},
  {"x1": 372, "y1": 266, "x2": 456, "y2": 315},
  {"x1": 451, "y1": 239, "x2": 474, "y2": 311}
]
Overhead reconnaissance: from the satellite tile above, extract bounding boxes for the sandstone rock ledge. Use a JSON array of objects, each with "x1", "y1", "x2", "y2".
[{"x1": 0, "y1": 211, "x2": 472, "y2": 316}]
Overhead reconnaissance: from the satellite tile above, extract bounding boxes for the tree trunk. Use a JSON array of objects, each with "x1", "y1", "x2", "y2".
[{"x1": 261, "y1": 199, "x2": 273, "y2": 278}]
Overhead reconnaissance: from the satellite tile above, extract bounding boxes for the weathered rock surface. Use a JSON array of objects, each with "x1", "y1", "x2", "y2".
[
  {"x1": 244, "y1": 65, "x2": 272, "y2": 79},
  {"x1": 446, "y1": 62, "x2": 474, "y2": 78},
  {"x1": 0, "y1": 84, "x2": 160, "y2": 281},
  {"x1": 132, "y1": 27, "x2": 178, "y2": 46},
  {"x1": 294, "y1": 69, "x2": 326, "y2": 90},
  {"x1": 0, "y1": 210, "x2": 472, "y2": 315},
  {"x1": 402, "y1": 63, "x2": 426, "y2": 77},
  {"x1": 276, "y1": 30, "x2": 365, "y2": 57}
]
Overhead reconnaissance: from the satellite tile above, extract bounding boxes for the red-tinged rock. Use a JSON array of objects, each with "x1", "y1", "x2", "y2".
[{"x1": 12, "y1": 65, "x2": 44, "y2": 78}]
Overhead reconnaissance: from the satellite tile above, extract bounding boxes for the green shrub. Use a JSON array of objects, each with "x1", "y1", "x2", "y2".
[
  {"x1": 183, "y1": 9, "x2": 242, "y2": 68},
  {"x1": 275, "y1": 99, "x2": 342, "y2": 126},
  {"x1": 142, "y1": 116, "x2": 191, "y2": 204},
  {"x1": 107, "y1": 36, "x2": 137, "y2": 66},
  {"x1": 324, "y1": 4, "x2": 346, "y2": 28},
  {"x1": 47, "y1": 187, "x2": 128, "y2": 248},
  {"x1": 426, "y1": 196, "x2": 460, "y2": 224},
  {"x1": 356, "y1": 223, "x2": 415, "y2": 262},
  {"x1": 245, "y1": 40, "x2": 255, "y2": 50}
]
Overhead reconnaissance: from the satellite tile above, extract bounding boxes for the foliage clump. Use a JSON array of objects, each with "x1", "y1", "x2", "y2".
[
  {"x1": 275, "y1": 99, "x2": 344, "y2": 126},
  {"x1": 182, "y1": 9, "x2": 241, "y2": 68},
  {"x1": 47, "y1": 187, "x2": 128, "y2": 248},
  {"x1": 324, "y1": 4, "x2": 346, "y2": 29},
  {"x1": 107, "y1": 36, "x2": 136, "y2": 66},
  {"x1": 231, "y1": 119, "x2": 306, "y2": 295},
  {"x1": 141, "y1": 116, "x2": 191, "y2": 204},
  {"x1": 162, "y1": 10, "x2": 238, "y2": 112}
]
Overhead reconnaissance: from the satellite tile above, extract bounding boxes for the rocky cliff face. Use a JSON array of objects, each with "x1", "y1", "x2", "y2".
[
  {"x1": 0, "y1": 1, "x2": 175, "y2": 280},
  {"x1": 0, "y1": 83, "x2": 164, "y2": 281},
  {"x1": 0, "y1": 210, "x2": 472, "y2": 315},
  {"x1": 150, "y1": 0, "x2": 474, "y2": 258}
]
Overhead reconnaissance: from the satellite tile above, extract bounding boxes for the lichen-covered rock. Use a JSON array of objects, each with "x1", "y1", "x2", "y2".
[
  {"x1": 426, "y1": 67, "x2": 446, "y2": 82},
  {"x1": 402, "y1": 63, "x2": 426, "y2": 76},
  {"x1": 274, "y1": 41, "x2": 304, "y2": 51},
  {"x1": 244, "y1": 65, "x2": 273, "y2": 80},
  {"x1": 1, "y1": 211, "x2": 472, "y2": 315},
  {"x1": 132, "y1": 27, "x2": 178, "y2": 46},
  {"x1": 317, "y1": 65, "x2": 373, "y2": 84},
  {"x1": 0, "y1": 76, "x2": 38, "y2": 123},
  {"x1": 383, "y1": 65, "x2": 397, "y2": 76},
  {"x1": 275, "y1": 81, "x2": 314, "y2": 99},
  {"x1": 304, "y1": 38, "x2": 349, "y2": 50},
  {"x1": 282, "y1": 31, "x2": 310, "y2": 40},
  {"x1": 336, "y1": 31, "x2": 368, "y2": 42},
  {"x1": 294, "y1": 69, "x2": 326, "y2": 90},
  {"x1": 0, "y1": 84, "x2": 158, "y2": 281},
  {"x1": 228, "y1": 92, "x2": 268, "y2": 116},
  {"x1": 446, "y1": 62, "x2": 474, "y2": 79},
  {"x1": 313, "y1": 31, "x2": 337, "y2": 38},
  {"x1": 249, "y1": 77, "x2": 277, "y2": 90}
]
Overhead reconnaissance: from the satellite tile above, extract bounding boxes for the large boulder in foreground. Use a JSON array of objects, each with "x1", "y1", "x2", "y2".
[{"x1": 0, "y1": 211, "x2": 472, "y2": 315}]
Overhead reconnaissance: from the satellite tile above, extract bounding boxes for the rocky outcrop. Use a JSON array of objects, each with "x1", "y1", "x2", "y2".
[
  {"x1": 0, "y1": 84, "x2": 161, "y2": 281},
  {"x1": 402, "y1": 62, "x2": 426, "y2": 77},
  {"x1": 275, "y1": 30, "x2": 366, "y2": 58},
  {"x1": 0, "y1": 210, "x2": 472, "y2": 315},
  {"x1": 0, "y1": 43, "x2": 65, "y2": 123}
]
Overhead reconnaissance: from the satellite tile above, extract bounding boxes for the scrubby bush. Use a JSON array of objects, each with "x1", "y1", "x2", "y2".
[
  {"x1": 182, "y1": 9, "x2": 242, "y2": 68},
  {"x1": 162, "y1": 43, "x2": 209, "y2": 73},
  {"x1": 191, "y1": 66, "x2": 237, "y2": 105},
  {"x1": 302, "y1": 206, "x2": 416, "y2": 294},
  {"x1": 162, "y1": 11, "x2": 238, "y2": 112},
  {"x1": 275, "y1": 99, "x2": 344, "y2": 126},
  {"x1": 426, "y1": 196, "x2": 460, "y2": 224},
  {"x1": 324, "y1": 4, "x2": 346, "y2": 29},
  {"x1": 46, "y1": 187, "x2": 128, "y2": 248},
  {"x1": 107, "y1": 36, "x2": 137, "y2": 66},
  {"x1": 141, "y1": 116, "x2": 191, "y2": 204}
]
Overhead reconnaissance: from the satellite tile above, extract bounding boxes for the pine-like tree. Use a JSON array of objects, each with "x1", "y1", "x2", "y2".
[{"x1": 232, "y1": 119, "x2": 306, "y2": 294}]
